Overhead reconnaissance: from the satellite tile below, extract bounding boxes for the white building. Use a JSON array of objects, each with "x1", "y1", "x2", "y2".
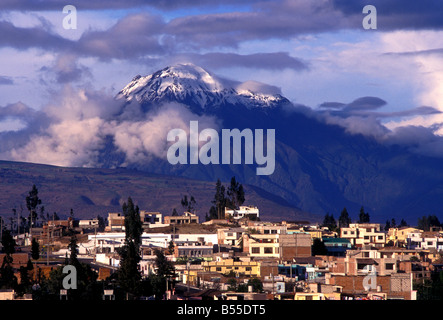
[
  {"x1": 225, "y1": 206, "x2": 259, "y2": 220},
  {"x1": 406, "y1": 231, "x2": 443, "y2": 251}
]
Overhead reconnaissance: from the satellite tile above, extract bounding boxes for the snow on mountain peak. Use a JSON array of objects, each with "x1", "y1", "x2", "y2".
[{"x1": 116, "y1": 63, "x2": 289, "y2": 111}]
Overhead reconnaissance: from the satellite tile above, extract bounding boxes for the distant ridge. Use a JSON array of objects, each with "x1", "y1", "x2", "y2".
[{"x1": 0, "y1": 160, "x2": 315, "y2": 223}]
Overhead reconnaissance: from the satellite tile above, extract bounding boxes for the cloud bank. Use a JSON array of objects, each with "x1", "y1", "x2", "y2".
[{"x1": 0, "y1": 85, "x2": 220, "y2": 168}]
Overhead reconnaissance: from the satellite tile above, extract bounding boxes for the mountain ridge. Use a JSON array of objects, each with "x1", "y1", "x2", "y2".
[{"x1": 0, "y1": 159, "x2": 313, "y2": 223}]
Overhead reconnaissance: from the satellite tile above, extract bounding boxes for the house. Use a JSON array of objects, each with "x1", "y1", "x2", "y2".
[
  {"x1": 224, "y1": 206, "x2": 259, "y2": 220},
  {"x1": 340, "y1": 223, "x2": 386, "y2": 248},
  {"x1": 106, "y1": 212, "x2": 125, "y2": 232},
  {"x1": 217, "y1": 227, "x2": 246, "y2": 246},
  {"x1": 164, "y1": 212, "x2": 199, "y2": 225},
  {"x1": 140, "y1": 211, "x2": 169, "y2": 229},
  {"x1": 243, "y1": 233, "x2": 280, "y2": 259},
  {"x1": 406, "y1": 231, "x2": 443, "y2": 251},
  {"x1": 387, "y1": 227, "x2": 422, "y2": 246},
  {"x1": 79, "y1": 219, "x2": 99, "y2": 230}
]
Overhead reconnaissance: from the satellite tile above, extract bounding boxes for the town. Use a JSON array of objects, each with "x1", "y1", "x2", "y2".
[{"x1": 1, "y1": 184, "x2": 442, "y2": 302}]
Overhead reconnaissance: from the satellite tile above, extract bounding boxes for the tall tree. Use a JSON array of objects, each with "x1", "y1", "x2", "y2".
[
  {"x1": 212, "y1": 179, "x2": 227, "y2": 219},
  {"x1": 117, "y1": 197, "x2": 143, "y2": 298},
  {"x1": 67, "y1": 235, "x2": 79, "y2": 268},
  {"x1": 338, "y1": 207, "x2": 351, "y2": 229},
  {"x1": 384, "y1": 220, "x2": 391, "y2": 231},
  {"x1": 181, "y1": 195, "x2": 197, "y2": 213},
  {"x1": 205, "y1": 206, "x2": 218, "y2": 222},
  {"x1": 1, "y1": 230, "x2": 16, "y2": 255},
  {"x1": 322, "y1": 213, "x2": 337, "y2": 231},
  {"x1": 358, "y1": 206, "x2": 370, "y2": 223},
  {"x1": 0, "y1": 254, "x2": 16, "y2": 289},
  {"x1": 31, "y1": 238, "x2": 40, "y2": 260},
  {"x1": 154, "y1": 249, "x2": 176, "y2": 299},
  {"x1": 226, "y1": 176, "x2": 245, "y2": 209},
  {"x1": 25, "y1": 184, "x2": 41, "y2": 232},
  {"x1": 122, "y1": 197, "x2": 142, "y2": 248},
  {"x1": 417, "y1": 215, "x2": 441, "y2": 231}
]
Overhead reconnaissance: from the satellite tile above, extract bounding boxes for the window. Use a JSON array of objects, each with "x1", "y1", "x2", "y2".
[
  {"x1": 251, "y1": 247, "x2": 260, "y2": 254},
  {"x1": 246, "y1": 267, "x2": 252, "y2": 271},
  {"x1": 264, "y1": 247, "x2": 273, "y2": 254},
  {"x1": 216, "y1": 267, "x2": 221, "y2": 272},
  {"x1": 343, "y1": 231, "x2": 348, "y2": 235},
  {"x1": 385, "y1": 263, "x2": 394, "y2": 270},
  {"x1": 378, "y1": 236, "x2": 384, "y2": 240}
]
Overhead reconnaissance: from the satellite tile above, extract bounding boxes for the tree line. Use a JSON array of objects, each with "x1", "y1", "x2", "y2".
[{"x1": 322, "y1": 206, "x2": 441, "y2": 232}]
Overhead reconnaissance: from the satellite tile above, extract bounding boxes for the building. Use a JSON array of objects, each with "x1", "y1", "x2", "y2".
[
  {"x1": 217, "y1": 227, "x2": 246, "y2": 246},
  {"x1": 225, "y1": 206, "x2": 259, "y2": 220},
  {"x1": 329, "y1": 273, "x2": 415, "y2": 300},
  {"x1": 175, "y1": 242, "x2": 214, "y2": 259},
  {"x1": 201, "y1": 258, "x2": 260, "y2": 277},
  {"x1": 243, "y1": 233, "x2": 280, "y2": 259},
  {"x1": 140, "y1": 211, "x2": 168, "y2": 229},
  {"x1": 79, "y1": 219, "x2": 99, "y2": 230},
  {"x1": 106, "y1": 212, "x2": 125, "y2": 232},
  {"x1": 164, "y1": 212, "x2": 199, "y2": 225},
  {"x1": 406, "y1": 231, "x2": 443, "y2": 251},
  {"x1": 242, "y1": 232, "x2": 311, "y2": 260},
  {"x1": 322, "y1": 237, "x2": 352, "y2": 256},
  {"x1": 386, "y1": 227, "x2": 422, "y2": 246},
  {"x1": 279, "y1": 233, "x2": 312, "y2": 260},
  {"x1": 340, "y1": 223, "x2": 386, "y2": 248}
]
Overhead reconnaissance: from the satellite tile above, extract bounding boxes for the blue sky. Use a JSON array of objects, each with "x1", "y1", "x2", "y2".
[{"x1": 0, "y1": 0, "x2": 443, "y2": 165}]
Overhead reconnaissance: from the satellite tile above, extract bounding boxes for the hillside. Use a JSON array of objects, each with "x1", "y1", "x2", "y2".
[{"x1": 0, "y1": 160, "x2": 316, "y2": 223}]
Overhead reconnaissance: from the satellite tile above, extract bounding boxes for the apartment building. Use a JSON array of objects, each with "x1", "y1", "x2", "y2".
[{"x1": 340, "y1": 223, "x2": 386, "y2": 248}]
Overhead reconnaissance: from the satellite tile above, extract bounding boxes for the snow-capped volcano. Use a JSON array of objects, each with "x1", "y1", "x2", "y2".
[{"x1": 115, "y1": 63, "x2": 290, "y2": 113}]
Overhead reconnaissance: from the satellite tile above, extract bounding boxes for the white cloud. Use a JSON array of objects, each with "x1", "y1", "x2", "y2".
[{"x1": 3, "y1": 86, "x2": 220, "y2": 168}]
